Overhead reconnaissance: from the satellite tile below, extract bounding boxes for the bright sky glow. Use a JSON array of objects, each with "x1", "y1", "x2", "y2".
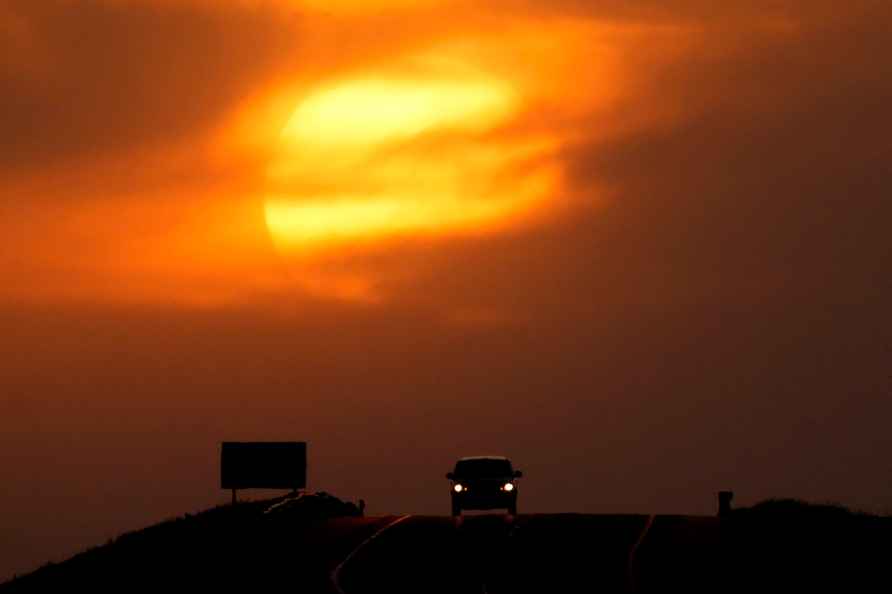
[
  {"x1": 263, "y1": 60, "x2": 558, "y2": 253},
  {"x1": 279, "y1": 79, "x2": 514, "y2": 151}
]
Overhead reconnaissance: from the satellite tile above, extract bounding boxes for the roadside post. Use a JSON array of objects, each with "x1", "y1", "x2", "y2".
[{"x1": 718, "y1": 491, "x2": 734, "y2": 517}]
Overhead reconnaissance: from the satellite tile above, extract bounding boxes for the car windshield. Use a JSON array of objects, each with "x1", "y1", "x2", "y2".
[{"x1": 454, "y1": 458, "x2": 513, "y2": 478}]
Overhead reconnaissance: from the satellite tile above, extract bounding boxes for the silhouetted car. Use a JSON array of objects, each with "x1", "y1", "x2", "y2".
[{"x1": 446, "y1": 456, "x2": 522, "y2": 516}]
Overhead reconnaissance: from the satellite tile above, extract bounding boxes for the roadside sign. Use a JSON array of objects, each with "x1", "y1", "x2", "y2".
[{"x1": 221, "y1": 442, "x2": 307, "y2": 501}]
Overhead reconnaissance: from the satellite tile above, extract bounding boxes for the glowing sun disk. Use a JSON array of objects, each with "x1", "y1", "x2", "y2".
[
  {"x1": 265, "y1": 194, "x2": 517, "y2": 246},
  {"x1": 280, "y1": 78, "x2": 515, "y2": 150},
  {"x1": 264, "y1": 64, "x2": 551, "y2": 253}
]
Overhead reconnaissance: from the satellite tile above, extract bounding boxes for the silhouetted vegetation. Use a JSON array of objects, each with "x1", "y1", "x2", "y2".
[
  {"x1": 720, "y1": 499, "x2": 891, "y2": 592},
  {"x1": 0, "y1": 492, "x2": 365, "y2": 593},
  {"x1": 3, "y1": 496, "x2": 888, "y2": 593}
]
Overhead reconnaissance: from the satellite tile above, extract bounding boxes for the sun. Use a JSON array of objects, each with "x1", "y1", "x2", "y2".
[
  {"x1": 262, "y1": 57, "x2": 557, "y2": 254},
  {"x1": 278, "y1": 78, "x2": 512, "y2": 154}
]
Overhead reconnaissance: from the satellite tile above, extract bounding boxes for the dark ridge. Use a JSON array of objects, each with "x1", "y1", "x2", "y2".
[
  {"x1": 736, "y1": 497, "x2": 871, "y2": 517},
  {"x1": 4, "y1": 497, "x2": 888, "y2": 593},
  {"x1": 0, "y1": 492, "x2": 363, "y2": 592},
  {"x1": 720, "y1": 499, "x2": 891, "y2": 592}
]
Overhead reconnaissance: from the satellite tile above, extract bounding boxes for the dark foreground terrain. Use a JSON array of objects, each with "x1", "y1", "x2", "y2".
[{"x1": 2, "y1": 497, "x2": 888, "y2": 593}]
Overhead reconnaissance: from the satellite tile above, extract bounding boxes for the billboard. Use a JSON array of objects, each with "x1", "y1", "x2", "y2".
[{"x1": 220, "y1": 441, "x2": 307, "y2": 491}]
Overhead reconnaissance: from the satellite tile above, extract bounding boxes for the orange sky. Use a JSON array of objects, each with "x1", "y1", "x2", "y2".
[
  {"x1": 0, "y1": 0, "x2": 694, "y2": 306},
  {"x1": 2, "y1": 0, "x2": 891, "y2": 581}
]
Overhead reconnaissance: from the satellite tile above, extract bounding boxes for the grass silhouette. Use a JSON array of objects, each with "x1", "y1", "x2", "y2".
[
  {"x1": 0, "y1": 492, "x2": 365, "y2": 593},
  {"x1": 2, "y1": 496, "x2": 888, "y2": 592},
  {"x1": 719, "y1": 499, "x2": 891, "y2": 592}
]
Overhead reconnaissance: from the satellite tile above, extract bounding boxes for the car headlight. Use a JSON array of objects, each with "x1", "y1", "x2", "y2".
[
  {"x1": 502, "y1": 482, "x2": 515, "y2": 492},
  {"x1": 454, "y1": 484, "x2": 464, "y2": 493}
]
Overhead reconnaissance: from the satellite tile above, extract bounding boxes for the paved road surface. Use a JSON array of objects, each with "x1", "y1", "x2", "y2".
[{"x1": 334, "y1": 514, "x2": 721, "y2": 593}]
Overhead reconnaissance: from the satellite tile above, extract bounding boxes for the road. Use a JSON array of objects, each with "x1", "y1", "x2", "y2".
[{"x1": 332, "y1": 514, "x2": 721, "y2": 594}]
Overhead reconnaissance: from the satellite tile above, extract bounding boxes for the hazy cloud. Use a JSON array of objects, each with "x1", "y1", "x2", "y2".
[{"x1": 0, "y1": 0, "x2": 295, "y2": 175}]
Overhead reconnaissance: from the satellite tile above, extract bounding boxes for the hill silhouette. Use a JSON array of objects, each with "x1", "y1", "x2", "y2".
[
  {"x1": 0, "y1": 492, "x2": 369, "y2": 593},
  {"x1": 1, "y1": 497, "x2": 888, "y2": 593},
  {"x1": 719, "y1": 499, "x2": 890, "y2": 592}
]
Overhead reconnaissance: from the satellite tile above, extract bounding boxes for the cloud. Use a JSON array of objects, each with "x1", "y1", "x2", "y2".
[
  {"x1": 234, "y1": 0, "x2": 892, "y2": 321},
  {"x1": 0, "y1": 0, "x2": 295, "y2": 176},
  {"x1": 560, "y1": 1, "x2": 892, "y2": 300},
  {"x1": 3, "y1": 0, "x2": 890, "y2": 309}
]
